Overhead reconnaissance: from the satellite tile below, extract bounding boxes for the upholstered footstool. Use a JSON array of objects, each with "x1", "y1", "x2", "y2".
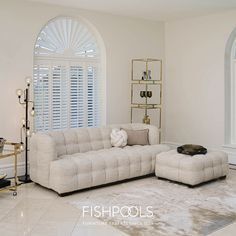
[{"x1": 155, "y1": 150, "x2": 229, "y2": 186}]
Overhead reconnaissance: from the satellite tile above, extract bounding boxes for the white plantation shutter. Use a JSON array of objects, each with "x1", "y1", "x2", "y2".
[
  {"x1": 34, "y1": 17, "x2": 99, "y2": 58},
  {"x1": 87, "y1": 66, "x2": 100, "y2": 127},
  {"x1": 33, "y1": 17, "x2": 103, "y2": 132},
  {"x1": 33, "y1": 65, "x2": 50, "y2": 131},
  {"x1": 70, "y1": 66, "x2": 84, "y2": 128},
  {"x1": 52, "y1": 65, "x2": 68, "y2": 130}
]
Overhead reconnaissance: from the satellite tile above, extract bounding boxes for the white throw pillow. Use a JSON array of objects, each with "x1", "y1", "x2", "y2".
[{"x1": 110, "y1": 128, "x2": 128, "y2": 147}]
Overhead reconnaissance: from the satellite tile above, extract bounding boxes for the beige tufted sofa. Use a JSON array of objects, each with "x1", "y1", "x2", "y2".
[{"x1": 30, "y1": 123, "x2": 170, "y2": 195}]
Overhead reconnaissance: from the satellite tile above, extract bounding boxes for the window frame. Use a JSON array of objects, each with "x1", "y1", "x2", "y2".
[
  {"x1": 225, "y1": 27, "x2": 236, "y2": 147},
  {"x1": 33, "y1": 16, "x2": 105, "y2": 132}
]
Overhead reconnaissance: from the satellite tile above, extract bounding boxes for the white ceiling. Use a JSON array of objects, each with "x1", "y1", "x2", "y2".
[{"x1": 28, "y1": 0, "x2": 236, "y2": 21}]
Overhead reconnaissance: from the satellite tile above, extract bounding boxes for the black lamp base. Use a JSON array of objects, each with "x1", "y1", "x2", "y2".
[{"x1": 18, "y1": 174, "x2": 32, "y2": 183}]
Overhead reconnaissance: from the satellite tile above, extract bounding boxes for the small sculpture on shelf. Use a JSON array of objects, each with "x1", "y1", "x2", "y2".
[
  {"x1": 143, "y1": 115, "x2": 150, "y2": 124},
  {"x1": 142, "y1": 70, "x2": 151, "y2": 80}
]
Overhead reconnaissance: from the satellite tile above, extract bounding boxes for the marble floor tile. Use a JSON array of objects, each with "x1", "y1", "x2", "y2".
[
  {"x1": 0, "y1": 207, "x2": 12, "y2": 221},
  {"x1": 0, "y1": 222, "x2": 33, "y2": 236},
  {"x1": 30, "y1": 220, "x2": 77, "y2": 236},
  {"x1": 16, "y1": 183, "x2": 57, "y2": 199},
  {"x1": 40, "y1": 201, "x2": 81, "y2": 221},
  {"x1": 1, "y1": 206, "x2": 46, "y2": 225}
]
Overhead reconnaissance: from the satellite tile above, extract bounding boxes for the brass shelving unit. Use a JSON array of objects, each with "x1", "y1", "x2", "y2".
[{"x1": 131, "y1": 58, "x2": 163, "y2": 143}]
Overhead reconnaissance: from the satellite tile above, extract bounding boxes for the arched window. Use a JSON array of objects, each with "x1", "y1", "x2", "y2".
[
  {"x1": 225, "y1": 27, "x2": 236, "y2": 146},
  {"x1": 33, "y1": 17, "x2": 104, "y2": 131}
]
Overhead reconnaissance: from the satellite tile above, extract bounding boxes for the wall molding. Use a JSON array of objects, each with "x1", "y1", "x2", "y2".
[{"x1": 163, "y1": 142, "x2": 236, "y2": 165}]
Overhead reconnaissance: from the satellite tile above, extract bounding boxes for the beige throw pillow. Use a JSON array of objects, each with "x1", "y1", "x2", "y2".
[{"x1": 122, "y1": 129, "x2": 149, "y2": 146}]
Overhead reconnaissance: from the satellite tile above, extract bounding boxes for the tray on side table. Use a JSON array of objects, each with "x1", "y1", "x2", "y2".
[{"x1": 0, "y1": 142, "x2": 22, "y2": 196}]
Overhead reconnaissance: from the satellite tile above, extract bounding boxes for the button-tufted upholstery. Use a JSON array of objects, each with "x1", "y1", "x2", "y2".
[
  {"x1": 30, "y1": 123, "x2": 170, "y2": 194},
  {"x1": 47, "y1": 127, "x2": 112, "y2": 157},
  {"x1": 155, "y1": 150, "x2": 229, "y2": 186}
]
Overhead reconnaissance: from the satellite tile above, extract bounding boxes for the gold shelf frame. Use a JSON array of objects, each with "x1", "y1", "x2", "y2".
[{"x1": 131, "y1": 58, "x2": 163, "y2": 143}]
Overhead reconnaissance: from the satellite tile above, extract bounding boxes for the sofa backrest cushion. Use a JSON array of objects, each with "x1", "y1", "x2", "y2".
[
  {"x1": 39, "y1": 123, "x2": 159, "y2": 157},
  {"x1": 47, "y1": 127, "x2": 112, "y2": 157}
]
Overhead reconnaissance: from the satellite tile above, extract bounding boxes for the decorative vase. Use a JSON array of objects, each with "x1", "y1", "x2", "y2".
[
  {"x1": 146, "y1": 91, "x2": 152, "y2": 98},
  {"x1": 140, "y1": 91, "x2": 145, "y2": 98},
  {"x1": 143, "y1": 115, "x2": 150, "y2": 124}
]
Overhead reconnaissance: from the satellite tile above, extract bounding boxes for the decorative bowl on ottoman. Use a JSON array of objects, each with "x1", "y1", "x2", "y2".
[{"x1": 155, "y1": 150, "x2": 229, "y2": 186}]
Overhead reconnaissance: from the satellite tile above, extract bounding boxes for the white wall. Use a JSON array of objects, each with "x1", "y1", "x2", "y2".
[
  {"x1": 0, "y1": 0, "x2": 164, "y2": 171},
  {"x1": 164, "y1": 10, "x2": 236, "y2": 156}
]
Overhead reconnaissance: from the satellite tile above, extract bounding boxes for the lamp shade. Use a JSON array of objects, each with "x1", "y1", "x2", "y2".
[
  {"x1": 25, "y1": 76, "x2": 32, "y2": 85},
  {"x1": 30, "y1": 109, "x2": 35, "y2": 116},
  {"x1": 20, "y1": 142, "x2": 24, "y2": 151},
  {"x1": 22, "y1": 118, "x2": 26, "y2": 125},
  {"x1": 16, "y1": 89, "x2": 23, "y2": 97},
  {"x1": 26, "y1": 129, "x2": 31, "y2": 137}
]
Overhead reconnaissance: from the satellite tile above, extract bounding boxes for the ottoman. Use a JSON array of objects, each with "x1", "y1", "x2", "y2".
[{"x1": 155, "y1": 150, "x2": 229, "y2": 186}]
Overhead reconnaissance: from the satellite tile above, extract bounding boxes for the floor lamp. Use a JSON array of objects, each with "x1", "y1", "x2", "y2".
[{"x1": 16, "y1": 76, "x2": 35, "y2": 183}]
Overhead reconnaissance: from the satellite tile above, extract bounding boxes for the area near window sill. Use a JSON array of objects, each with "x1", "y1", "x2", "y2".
[{"x1": 222, "y1": 144, "x2": 236, "y2": 149}]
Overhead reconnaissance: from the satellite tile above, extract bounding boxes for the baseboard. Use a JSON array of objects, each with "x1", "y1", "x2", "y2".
[
  {"x1": 0, "y1": 162, "x2": 28, "y2": 178},
  {"x1": 222, "y1": 148, "x2": 236, "y2": 165},
  {"x1": 162, "y1": 142, "x2": 236, "y2": 165}
]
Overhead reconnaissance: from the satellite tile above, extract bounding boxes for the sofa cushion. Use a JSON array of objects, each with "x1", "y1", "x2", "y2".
[
  {"x1": 50, "y1": 144, "x2": 170, "y2": 193},
  {"x1": 123, "y1": 129, "x2": 149, "y2": 146},
  {"x1": 110, "y1": 128, "x2": 127, "y2": 147},
  {"x1": 47, "y1": 127, "x2": 112, "y2": 157}
]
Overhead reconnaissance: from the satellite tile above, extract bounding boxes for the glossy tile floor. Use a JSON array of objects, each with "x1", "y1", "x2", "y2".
[
  {"x1": 0, "y1": 181, "x2": 129, "y2": 236},
  {"x1": 0, "y1": 178, "x2": 235, "y2": 236}
]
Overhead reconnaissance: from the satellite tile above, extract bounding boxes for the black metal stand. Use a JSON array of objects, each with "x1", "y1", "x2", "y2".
[
  {"x1": 18, "y1": 174, "x2": 31, "y2": 183},
  {"x1": 20, "y1": 88, "x2": 31, "y2": 183},
  {"x1": 17, "y1": 83, "x2": 34, "y2": 184}
]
